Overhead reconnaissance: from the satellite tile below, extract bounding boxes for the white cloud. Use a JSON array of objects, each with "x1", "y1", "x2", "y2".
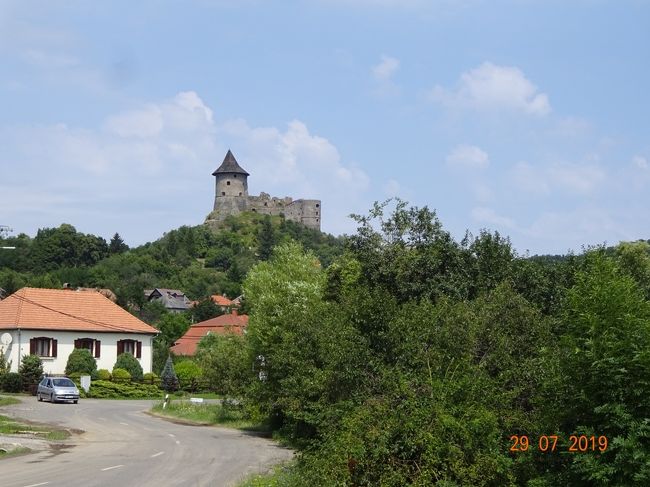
[
  {"x1": 510, "y1": 161, "x2": 605, "y2": 195},
  {"x1": 446, "y1": 144, "x2": 489, "y2": 169},
  {"x1": 633, "y1": 155, "x2": 648, "y2": 169},
  {"x1": 430, "y1": 62, "x2": 551, "y2": 116},
  {"x1": 384, "y1": 179, "x2": 402, "y2": 197},
  {"x1": 372, "y1": 55, "x2": 400, "y2": 81},
  {"x1": 471, "y1": 206, "x2": 515, "y2": 229},
  {"x1": 0, "y1": 91, "x2": 369, "y2": 242}
]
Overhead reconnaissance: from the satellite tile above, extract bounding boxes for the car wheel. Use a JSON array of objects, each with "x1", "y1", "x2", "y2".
[
  {"x1": 73, "y1": 400, "x2": 78, "y2": 404},
  {"x1": 37, "y1": 393, "x2": 42, "y2": 402},
  {"x1": 50, "y1": 393, "x2": 54, "y2": 403}
]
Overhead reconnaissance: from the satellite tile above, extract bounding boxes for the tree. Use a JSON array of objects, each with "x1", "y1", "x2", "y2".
[
  {"x1": 160, "y1": 356, "x2": 179, "y2": 392},
  {"x1": 109, "y1": 232, "x2": 129, "y2": 255},
  {"x1": 189, "y1": 297, "x2": 223, "y2": 323},
  {"x1": 19, "y1": 354, "x2": 43, "y2": 390},
  {"x1": 257, "y1": 216, "x2": 277, "y2": 260},
  {"x1": 114, "y1": 352, "x2": 143, "y2": 382},
  {"x1": 196, "y1": 333, "x2": 251, "y2": 397},
  {"x1": 65, "y1": 349, "x2": 98, "y2": 377}
]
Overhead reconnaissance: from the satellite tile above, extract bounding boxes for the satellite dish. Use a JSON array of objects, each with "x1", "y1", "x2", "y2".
[{"x1": 0, "y1": 333, "x2": 12, "y2": 346}]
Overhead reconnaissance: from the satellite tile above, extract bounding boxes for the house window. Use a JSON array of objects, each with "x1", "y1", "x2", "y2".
[
  {"x1": 227, "y1": 181, "x2": 231, "y2": 185},
  {"x1": 30, "y1": 337, "x2": 57, "y2": 358},
  {"x1": 117, "y1": 339, "x2": 142, "y2": 359},
  {"x1": 75, "y1": 338, "x2": 101, "y2": 358}
]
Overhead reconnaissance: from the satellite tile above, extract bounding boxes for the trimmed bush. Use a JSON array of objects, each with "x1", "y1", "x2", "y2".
[
  {"x1": 143, "y1": 372, "x2": 159, "y2": 385},
  {"x1": 97, "y1": 369, "x2": 112, "y2": 381},
  {"x1": 86, "y1": 380, "x2": 161, "y2": 399},
  {"x1": 175, "y1": 360, "x2": 203, "y2": 392},
  {"x1": 19, "y1": 354, "x2": 43, "y2": 391},
  {"x1": 160, "y1": 356, "x2": 179, "y2": 392},
  {"x1": 113, "y1": 353, "x2": 143, "y2": 382},
  {"x1": 65, "y1": 348, "x2": 97, "y2": 377},
  {"x1": 112, "y1": 368, "x2": 131, "y2": 383},
  {"x1": 1, "y1": 372, "x2": 23, "y2": 392}
]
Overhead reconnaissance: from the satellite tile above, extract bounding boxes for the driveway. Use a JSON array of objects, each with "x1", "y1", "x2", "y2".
[{"x1": 0, "y1": 397, "x2": 293, "y2": 487}]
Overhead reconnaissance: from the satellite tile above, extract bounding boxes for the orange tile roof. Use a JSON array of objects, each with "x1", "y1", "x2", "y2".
[
  {"x1": 0, "y1": 288, "x2": 158, "y2": 334},
  {"x1": 210, "y1": 294, "x2": 234, "y2": 306},
  {"x1": 170, "y1": 312, "x2": 248, "y2": 356}
]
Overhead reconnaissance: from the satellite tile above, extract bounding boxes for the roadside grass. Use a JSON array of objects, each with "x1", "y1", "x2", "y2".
[
  {"x1": 0, "y1": 414, "x2": 71, "y2": 440},
  {"x1": 238, "y1": 461, "x2": 298, "y2": 486},
  {"x1": 0, "y1": 446, "x2": 31, "y2": 458},
  {"x1": 150, "y1": 400, "x2": 268, "y2": 432},
  {"x1": 0, "y1": 396, "x2": 21, "y2": 407}
]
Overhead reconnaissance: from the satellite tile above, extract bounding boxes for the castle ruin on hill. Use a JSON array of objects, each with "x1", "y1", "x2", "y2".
[{"x1": 205, "y1": 150, "x2": 322, "y2": 231}]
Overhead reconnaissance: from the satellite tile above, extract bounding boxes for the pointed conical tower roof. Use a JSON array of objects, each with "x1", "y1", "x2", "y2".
[{"x1": 212, "y1": 150, "x2": 250, "y2": 176}]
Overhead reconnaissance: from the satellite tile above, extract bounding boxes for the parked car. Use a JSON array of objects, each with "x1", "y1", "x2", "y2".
[{"x1": 37, "y1": 376, "x2": 80, "y2": 404}]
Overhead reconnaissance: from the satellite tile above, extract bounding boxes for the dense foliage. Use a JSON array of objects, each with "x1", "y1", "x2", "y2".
[
  {"x1": 19, "y1": 354, "x2": 43, "y2": 390},
  {"x1": 232, "y1": 201, "x2": 650, "y2": 486},
  {"x1": 65, "y1": 349, "x2": 98, "y2": 377},
  {"x1": 113, "y1": 353, "x2": 143, "y2": 382},
  {"x1": 160, "y1": 356, "x2": 180, "y2": 392}
]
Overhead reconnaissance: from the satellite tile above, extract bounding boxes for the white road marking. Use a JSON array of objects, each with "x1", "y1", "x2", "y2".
[
  {"x1": 168, "y1": 433, "x2": 175, "y2": 437},
  {"x1": 101, "y1": 465, "x2": 124, "y2": 471},
  {"x1": 98, "y1": 417, "x2": 107, "y2": 421},
  {"x1": 23, "y1": 482, "x2": 50, "y2": 487},
  {"x1": 150, "y1": 451, "x2": 165, "y2": 458},
  {"x1": 175, "y1": 440, "x2": 180, "y2": 445},
  {"x1": 119, "y1": 422, "x2": 129, "y2": 426}
]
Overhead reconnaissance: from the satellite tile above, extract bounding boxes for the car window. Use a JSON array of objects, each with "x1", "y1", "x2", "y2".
[
  {"x1": 40, "y1": 378, "x2": 47, "y2": 386},
  {"x1": 47, "y1": 379, "x2": 52, "y2": 387},
  {"x1": 53, "y1": 378, "x2": 75, "y2": 387}
]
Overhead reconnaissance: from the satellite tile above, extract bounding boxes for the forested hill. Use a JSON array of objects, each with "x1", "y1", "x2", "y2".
[{"x1": 0, "y1": 213, "x2": 344, "y2": 305}]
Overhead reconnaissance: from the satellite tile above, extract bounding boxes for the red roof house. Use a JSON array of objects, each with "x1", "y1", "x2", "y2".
[{"x1": 170, "y1": 310, "x2": 248, "y2": 356}]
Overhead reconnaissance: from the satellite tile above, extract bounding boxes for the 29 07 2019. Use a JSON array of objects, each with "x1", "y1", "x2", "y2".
[{"x1": 509, "y1": 435, "x2": 608, "y2": 453}]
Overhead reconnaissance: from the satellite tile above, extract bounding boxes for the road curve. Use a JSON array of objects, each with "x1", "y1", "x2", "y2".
[{"x1": 1, "y1": 397, "x2": 293, "y2": 487}]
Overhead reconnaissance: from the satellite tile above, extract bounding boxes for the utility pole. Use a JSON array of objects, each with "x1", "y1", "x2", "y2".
[{"x1": 0, "y1": 225, "x2": 15, "y2": 249}]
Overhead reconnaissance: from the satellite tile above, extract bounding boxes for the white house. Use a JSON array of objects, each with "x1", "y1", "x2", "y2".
[{"x1": 0, "y1": 287, "x2": 158, "y2": 375}]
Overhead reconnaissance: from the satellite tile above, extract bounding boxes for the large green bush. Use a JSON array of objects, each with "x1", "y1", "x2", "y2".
[
  {"x1": 113, "y1": 352, "x2": 143, "y2": 382},
  {"x1": 174, "y1": 360, "x2": 203, "y2": 392},
  {"x1": 111, "y1": 368, "x2": 131, "y2": 383},
  {"x1": 65, "y1": 348, "x2": 97, "y2": 377},
  {"x1": 86, "y1": 380, "x2": 161, "y2": 399},
  {"x1": 97, "y1": 369, "x2": 111, "y2": 381},
  {"x1": 1, "y1": 372, "x2": 23, "y2": 393},
  {"x1": 18, "y1": 354, "x2": 43, "y2": 390}
]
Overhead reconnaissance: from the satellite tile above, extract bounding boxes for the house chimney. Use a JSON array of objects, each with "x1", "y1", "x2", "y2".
[{"x1": 231, "y1": 309, "x2": 238, "y2": 316}]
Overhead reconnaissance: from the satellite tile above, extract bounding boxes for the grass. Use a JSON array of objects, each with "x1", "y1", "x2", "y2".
[
  {"x1": 0, "y1": 414, "x2": 71, "y2": 440},
  {"x1": 0, "y1": 446, "x2": 31, "y2": 458},
  {"x1": 0, "y1": 396, "x2": 21, "y2": 407},
  {"x1": 150, "y1": 400, "x2": 267, "y2": 432},
  {"x1": 238, "y1": 461, "x2": 298, "y2": 487}
]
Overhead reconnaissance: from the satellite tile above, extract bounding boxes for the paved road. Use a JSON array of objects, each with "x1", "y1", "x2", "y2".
[{"x1": 0, "y1": 397, "x2": 293, "y2": 487}]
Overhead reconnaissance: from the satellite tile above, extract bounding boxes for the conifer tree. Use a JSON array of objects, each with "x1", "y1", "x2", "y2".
[{"x1": 160, "y1": 356, "x2": 179, "y2": 392}]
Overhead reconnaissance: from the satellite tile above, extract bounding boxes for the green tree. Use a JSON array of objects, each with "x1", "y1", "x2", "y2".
[
  {"x1": 114, "y1": 352, "x2": 143, "y2": 382},
  {"x1": 189, "y1": 297, "x2": 223, "y2": 323},
  {"x1": 160, "y1": 356, "x2": 179, "y2": 392},
  {"x1": 196, "y1": 333, "x2": 251, "y2": 397},
  {"x1": 109, "y1": 232, "x2": 129, "y2": 255},
  {"x1": 257, "y1": 215, "x2": 277, "y2": 260},
  {"x1": 19, "y1": 354, "x2": 43, "y2": 390},
  {"x1": 65, "y1": 349, "x2": 98, "y2": 377}
]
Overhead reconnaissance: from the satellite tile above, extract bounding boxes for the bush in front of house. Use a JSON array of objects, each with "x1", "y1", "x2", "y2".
[
  {"x1": 111, "y1": 368, "x2": 131, "y2": 383},
  {"x1": 86, "y1": 379, "x2": 161, "y2": 399},
  {"x1": 65, "y1": 349, "x2": 97, "y2": 378},
  {"x1": 19, "y1": 354, "x2": 43, "y2": 391},
  {"x1": 175, "y1": 360, "x2": 203, "y2": 392},
  {"x1": 160, "y1": 356, "x2": 179, "y2": 392},
  {"x1": 97, "y1": 369, "x2": 112, "y2": 381},
  {"x1": 113, "y1": 352, "x2": 143, "y2": 382},
  {"x1": 1, "y1": 372, "x2": 23, "y2": 393},
  {"x1": 143, "y1": 372, "x2": 159, "y2": 385}
]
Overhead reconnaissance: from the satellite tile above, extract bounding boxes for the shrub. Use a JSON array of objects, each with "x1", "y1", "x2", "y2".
[
  {"x1": 86, "y1": 379, "x2": 161, "y2": 399},
  {"x1": 97, "y1": 369, "x2": 112, "y2": 381},
  {"x1": 1, "y1": 372, "x2": 23, "y2": 392},
  {"x1": 19, "y1": 354, "x2": 43, "y2": 390},
  {"x1": 175, "y1": 360, "x2": 203, "y2": 392},
  {"x1": 65, "y1": 348, "x2": 97, "y2": 377},
  {"x1": 160, "y1": 356, "x2": 179, "y2": 392},
  {"x1": 113, "y1": 353, "x2": 143, "y2": 382},
  {"x1": 143, "y1": 372, "x2": 159, "y2": 385},
  {"x1": 112, "y1": 368, "x2": 131, "y2": 383}
]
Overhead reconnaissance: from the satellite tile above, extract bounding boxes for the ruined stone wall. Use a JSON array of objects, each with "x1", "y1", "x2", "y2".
[{"x1": 247, "y1": 193, "x2": 321, "y2": 230}]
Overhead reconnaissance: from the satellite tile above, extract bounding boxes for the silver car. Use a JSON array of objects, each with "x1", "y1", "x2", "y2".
[{"x1": 37, "y1": 376, "x2": 80, "y2": 404}]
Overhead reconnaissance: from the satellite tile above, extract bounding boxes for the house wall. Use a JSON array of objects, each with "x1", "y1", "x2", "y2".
[{"x1": 1, "y1": 330, "x2": 154, "y2": 375}]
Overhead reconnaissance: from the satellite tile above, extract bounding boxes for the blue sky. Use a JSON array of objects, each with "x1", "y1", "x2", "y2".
[{"x1": 0, "y1": 0, "x2": 648, "y2": 254}]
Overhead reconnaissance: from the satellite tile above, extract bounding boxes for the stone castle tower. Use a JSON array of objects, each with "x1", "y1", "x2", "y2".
[{"x1": 206, "y1": 150, "x2": 322, "y2": 231}]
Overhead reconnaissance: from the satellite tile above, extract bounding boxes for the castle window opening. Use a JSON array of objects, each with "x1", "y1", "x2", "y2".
[
  {"x1": 227, "y1": 181, "x2": 231, "y2": 185},
  {"x1": 316, "y1": 203, "x2": 320, "y2": 208},
  {"x1": 222, "y1": 192, "x2": 225, "y2": 196},
  {"x1": 264, "y1": 202, "x2": 268, "y2": 206},
  {"x1": 239, "y1": 192, "x2": 242, "y2": 196}
]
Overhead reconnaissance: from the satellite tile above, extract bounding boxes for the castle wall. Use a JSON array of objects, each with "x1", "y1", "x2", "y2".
[{"x1": 246, "y1": 193, "x2": 321, "y2": 231}]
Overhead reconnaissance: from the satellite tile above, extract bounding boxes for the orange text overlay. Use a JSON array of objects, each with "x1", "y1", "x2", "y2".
[{"x1": 509, "y1": 435, "x2": 608, "y2": 453}]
